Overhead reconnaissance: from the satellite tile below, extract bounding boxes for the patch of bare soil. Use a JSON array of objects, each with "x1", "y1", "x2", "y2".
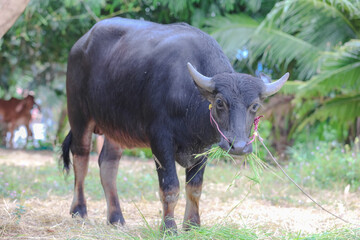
[
  {"x1": 0, "y1": 149, "x2": 55, "y2": 167},
  {"x1": 0, "y1": 149, "x2": 359, "y2": 239}
]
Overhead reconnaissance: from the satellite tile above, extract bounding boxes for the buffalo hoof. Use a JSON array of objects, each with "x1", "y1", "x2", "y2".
[
  {"x1": 183, "y1": 220, "x2": 200, "y2": 231},
  {"x1": 161, "y1": 218, "x2": 177, "y2": 234},
  {"x1": 108, "y1": 211, "x2": 125, "y2": 225},
  {"x1": 70, "y1": 204, "x2": 87, "y2": 218}
]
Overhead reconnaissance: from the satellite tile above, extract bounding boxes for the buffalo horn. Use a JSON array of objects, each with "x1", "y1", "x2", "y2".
[
  {"x1": 187, "y1": 62, "x2": 215, "y2": 92},
  {"x1": 262, "y1": 72, "x2": 290, "y2": 97}
]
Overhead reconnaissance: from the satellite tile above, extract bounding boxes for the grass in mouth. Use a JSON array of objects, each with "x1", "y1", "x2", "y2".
[
  {"x1": 195, "y1": 141, "x2": 278, "y2": 186},
  {"x1": 194, "y1": 146, "x2": 234, "y2": 163}
]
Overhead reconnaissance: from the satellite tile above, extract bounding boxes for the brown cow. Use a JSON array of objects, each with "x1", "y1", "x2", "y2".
[{"x1": 0, "y1": 95, "x2": 40, "y2": 148}]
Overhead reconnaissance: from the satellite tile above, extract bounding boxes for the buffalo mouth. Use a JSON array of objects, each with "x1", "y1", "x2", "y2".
[{"x1": 218, "y1": 138, "x2": 253, "y2": 155}]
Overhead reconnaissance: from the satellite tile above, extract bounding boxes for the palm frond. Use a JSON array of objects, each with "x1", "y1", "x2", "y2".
[
  {"x1": 279, "y1": 81, "x2": 304, "y2": 95},
  {"x1": 205, "y1": 1, "x2": 360, "y2": 83},
  {"x1": 248, "y1": 28, "x2": 320, "y2": 80},
  {"x1": 206, "y1": 13, "x2": 321, "y2": 80},
  {"x1": 300, "y1": 39, "x2": 360, "y2": 95},
  {"x1": 296, "y1": 94, "x2": 360, "y2": 132},
  {"x1": 259, "y1": 0, "x2": 360, "y2": 47},
  {"x1": 326, "y1": 0, "x2": 360, "y2": 19},
  {"x1": 204, "y1": 14, "x2": 259, "y2": 60}
]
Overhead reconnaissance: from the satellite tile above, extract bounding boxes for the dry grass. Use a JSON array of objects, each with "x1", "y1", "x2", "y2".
[{"x1": 0, "y1": 149, "x2": 360, "y2": 239}]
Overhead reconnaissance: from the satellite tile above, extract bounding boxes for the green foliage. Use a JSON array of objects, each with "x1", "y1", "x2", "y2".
[
  {"x1": 279, "y1": 81, "x2": 304, "y2": 95},
  {"x1": 123, "y1": 148, "x2": 153, "y2": 159},
  {"x1": 258, "y1": 0, "x2": 360, "y2": 80},
  {"x1": 303, "y1": 39, "x2": 360, "y2": 94},
  {"x1": 287, "y1": 138, "x2": 360, "y2": 190},
  {"x1": 296, "y1": 94, "x2": 360, "y2": 135},
  {"x1": 147, "y1": 0, "x2": 269, "y2": 26},
  {"x1": 13, "y1": 204, "x2": 26, "y2": 223},
  {"x1": 260, "y1": 0, "x2": 359, "y2": 46},
  {"x1": 206, "y1": 0, "x2": 360, "y2": 80},
  {"x1": 203, "y1": 14, "x2": 259, "y2": 62},
  {"x1": 0, "y1": 0, "x2": 144, "y2": 96},
  {"x1": 293, "y1": 41, "x2": 360, "y2": 137},
  {"x1": 0, "y1": 0, "x2": 92, "y2": 95}
]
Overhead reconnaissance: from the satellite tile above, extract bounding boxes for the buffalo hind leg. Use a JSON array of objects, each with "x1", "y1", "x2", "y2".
[
  {"x1": 183, "y1": 157, "x2": 206, "y2": 230},
  {"x1": 70, "y1": 125, "x2": 93, "y2": 218},
  {"x1": 98, "y1": 137, "x2": 124, "y2": 225}
]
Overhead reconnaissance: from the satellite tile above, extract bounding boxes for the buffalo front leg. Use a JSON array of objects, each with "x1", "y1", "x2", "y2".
[
  {"x1": 183, "y1": 156, "x2": 206, "y2": 230},
  {"x1": 150, "y1": 133, "x2": 179, "y2": 232},
  {"x1": 98, "y1": 137, "x2": 124, "y2": 225},
  {"x1": 156, "y1": 160, "x2": 180, "y2": 231}
]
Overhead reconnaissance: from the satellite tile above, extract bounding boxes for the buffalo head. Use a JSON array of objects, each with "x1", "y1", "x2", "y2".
[{"x1": 187, "y1": 62, "x2": 289, "y2": 155}]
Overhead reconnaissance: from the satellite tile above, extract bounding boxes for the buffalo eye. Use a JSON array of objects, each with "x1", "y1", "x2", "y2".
[
  {"x1": 216, "y1": 98, "x2": 225, "y2": 109},
  {"x1": 250, "y1": 103, "x2": 260, "y2": 113}
]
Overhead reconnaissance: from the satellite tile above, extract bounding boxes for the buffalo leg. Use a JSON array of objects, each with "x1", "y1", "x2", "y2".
[
  {"x1": 69, "y1": 125, "x2": 93, "y2": 218},
  {"x1": 25, "y1": 123, "x2": 33, "y2": 146},
  {"x1": 157, "y1": 161, "x2": 179, "y2": 231},
  {"x1": 8, "y1": 123, "x2": 14, "y2": 149},
  {"x1": 150, "y1": 134, "x2": 179, "y2": 231},
  {"x1": 98, "y1": 137, "x2": 124, "y2": 225},
  {"x1": 183, "y1": 157, "x2": 206, "y2": 230}
]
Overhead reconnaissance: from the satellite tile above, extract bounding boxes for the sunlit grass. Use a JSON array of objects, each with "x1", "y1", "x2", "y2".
[{"x1": 0, "y1": 160, "x2": 158, "y2": 201}]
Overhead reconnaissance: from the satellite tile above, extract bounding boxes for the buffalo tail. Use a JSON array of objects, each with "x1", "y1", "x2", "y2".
[{"x1": 61, "y1": 130, "x2": 72, "y2": 174}]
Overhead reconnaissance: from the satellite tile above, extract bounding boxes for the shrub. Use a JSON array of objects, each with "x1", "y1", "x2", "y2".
[{"x1": 286, "y1": 137, "x2": 360, "y2": 190}]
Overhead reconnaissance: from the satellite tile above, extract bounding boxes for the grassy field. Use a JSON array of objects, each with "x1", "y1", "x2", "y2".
[{"x1": 0, "y1": 148, "x2": 359, "y2": 239}]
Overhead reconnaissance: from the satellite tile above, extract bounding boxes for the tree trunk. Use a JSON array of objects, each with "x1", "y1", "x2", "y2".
[{"x1": 0, "y1": 0, "x2": 30, "y2": 38}]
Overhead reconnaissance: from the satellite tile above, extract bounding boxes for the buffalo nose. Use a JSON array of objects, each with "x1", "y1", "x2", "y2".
[{"x1": 229, "y1": 140, "x2": 252, "y2": 155}]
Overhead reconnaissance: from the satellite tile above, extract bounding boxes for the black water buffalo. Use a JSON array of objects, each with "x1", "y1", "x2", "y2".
[{"x1": 61, "y1": 17, "x2": 289, "y2": 231}]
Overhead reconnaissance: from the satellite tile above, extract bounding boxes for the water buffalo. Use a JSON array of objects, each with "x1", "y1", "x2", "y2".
[
  {"x1": 0, "y1": 95, "x2": 40, "y2": 148},
  {"x1": 61, "y1": 17, "x2": 289, "y2": 231}
]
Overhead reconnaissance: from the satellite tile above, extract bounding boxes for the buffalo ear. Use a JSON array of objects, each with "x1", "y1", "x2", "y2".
[
  {"x1": 261, "y1": 72, "x2": 289, "y2": 98},
  {"x1": 259, "y1": 73, "x2": 271, "y2": 84}
]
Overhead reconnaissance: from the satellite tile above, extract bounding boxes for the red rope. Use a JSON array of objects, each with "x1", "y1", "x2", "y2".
[
  {"x1": 209, "y1": 104, "x2": 263, "y2": 145},
  {"x1": 247, "y1": 115, "x2": 263, "y2": 145},
  {"x1": 210, "y1": 108, "x2": 230, "y2": 143}
]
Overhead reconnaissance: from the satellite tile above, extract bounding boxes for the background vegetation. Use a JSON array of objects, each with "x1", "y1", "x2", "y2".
[{"x1": 1, "y1": 0, "x2": 359, "y2": 183}]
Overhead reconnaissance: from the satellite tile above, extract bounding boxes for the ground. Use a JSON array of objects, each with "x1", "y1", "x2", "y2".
[{"x1": 0, "y1": 149, "x2": 359, "y2": 239}]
